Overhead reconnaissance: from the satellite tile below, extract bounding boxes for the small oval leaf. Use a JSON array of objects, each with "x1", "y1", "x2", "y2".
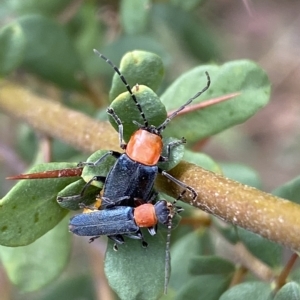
[
  {"x1": 175, "y1": 275, "x2": 232, "y2": 300},
  {"x1": 274, "y1": 282, "x2": 300, "y2": 300},
  {"x1": 109, "y1": 50, "x2": 164, "y2": 100},
  {"x1": 219, "y1": 282, "x2": 272, "y2": 300},
  {"x1": 120, "y1": 0, "x2": 151, "y2": 35},
  {"x1": 169, "y1": 229, "x2": 213, "y2": 291},
  {"x1": 237, "y1": 227, "x2": 282, "y2": 268},
  {"x1": 189, "y1": 256, "x2": 235, "y2": 276},
  {"x1": 161, "y1": 60, "x2": 271, "y2": 144},
  {"x1": 109, "y1": 85, "x2": 167, "y2": 141},
  {"x1": 105, "y1": 230, "x2": 166, "y2": 300},
  {"x1": 0, "y1": 22, "x2": 25, "y2": 75}
]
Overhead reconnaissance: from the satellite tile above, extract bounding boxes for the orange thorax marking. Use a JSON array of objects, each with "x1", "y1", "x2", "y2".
[
  {"x1": 134, "y1": 204, "x2": 157, "y2": 227},
  {"x1": 126, "y1": 129, "x2": 163, "y2": 166}
]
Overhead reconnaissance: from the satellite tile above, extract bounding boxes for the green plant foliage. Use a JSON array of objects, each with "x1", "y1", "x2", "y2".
[
  {"x1": 0, "y1": 163, "x2": 78, "y2": 246},
  {"x1": 0, "y1": 2, "x2": 285, "y2": 297},
  {"x1": 109, "y1": 50, "x2": 164, "y2": 101},
  {"x1": 171, "y1": 238, "x2": 233, "y2": 299},
  {"x1": 237, "y1": 227, "x2": 282, "y2": 268},
  {"x1": 151, "y1": 3, "x2": 219, "y2": 62},
  {"x1": 81, "y1": 150, "x2": 117, "y2": 189},
  {"x1": 16, "y1": 124, "x2": 81, "y2": 163},
  {"x1": 0, "y1": 22, "x2": 25, "y2": 75},
  {"x1": 0, "y1": 216, "x2": 71, "y2": 292},
  {"x1": 57, "y1": 179, "x2": 100, "y2": 211},
  {"x1": 169, "y1": 229, "x2": 214, "y2": 291},
  {"x1": 120, "y1": 0, "x2": 150, "y2": 35},
  {"x1": 102, "y1": 35, "x2": 168, "y2": 67},
  {"x1": 39, "y1": 274, "x2": 96, "y2": 300},
  {"x1": 184, "y1": 149, "x2": 221, "y2": 173},
  {"x1": 171, "y1": 0, "x2": 203, "y2": 11},
  {"x1": 10, "y1": 0, "x2": 73, "y2": 16},
  {"x1": 220, "y1": 162, "x2": 262, "y2": 189},
  {"x1": 188, "y1": 256, "x2": 235, "y2": 276},
  {"x1": 105, "y1": 230, "x2": 167, "y2": 300},
  {"x1": 158, "y1": 137, "x2": 185, "y2": 171},
  {"x1": 273, "y1": 176, "x2": 300, "y2": 205},
  {"x1": 73, "y1": 3, "x2": 104, "y2": 78},
  {"x1": 274, "y1": 282, "x2": 300, "y2": 300},
  {"x1": 213, "y1": 221, "x2": 239, "y2": 244},
  {"x1": 109, "y1": 85, "x2": 167, "y2": 141},
  {"x1": 17, "y1": 15, "x2": 83, "y2": 89},
  {"x1": 175, "y1": 275, "x2": 232, "y2": 300},
  {"x1": 219, "y1": 282, "x2": 272, "y2": 300},
  {"x1": 161, "y1": 60, "x2": 271, "y2": 144}
]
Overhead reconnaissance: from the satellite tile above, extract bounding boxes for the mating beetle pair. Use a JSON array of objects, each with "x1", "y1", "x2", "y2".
[
  {"x1": 59, "y1": 50, "x2": 210, "y2": 247},
  {"x1": 59, "y1": 50, "x2": 210, "y2": 209},
  {"x1": 59, "y1": 51, "x2": 210, "y2": 293}
]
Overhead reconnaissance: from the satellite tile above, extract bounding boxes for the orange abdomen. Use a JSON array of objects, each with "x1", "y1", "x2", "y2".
[{"x1": 134, "y1": 204, "x2": 158, "y2": 227}]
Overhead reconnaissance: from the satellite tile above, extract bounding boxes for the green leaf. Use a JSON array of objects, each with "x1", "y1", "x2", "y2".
[
  {"x1": 220, "y1": 162, "x2": 262, "y2": 189},
  {"x1": 74, "y1": 3, "x2": 105, "y2": 79},
  {"x1": 273, "y1": 176, "x2": 300, "y2": 205},
  {"x1": 189, "y1": 256, "x2": 235, "y2": 276},
  {"x1": 109, "y1": 85, "x2": 167, "y2": 142},
  {"x1": 158, "y1": 137, "x2": 185, "y2": 171},
  {"x1": 214, "y1": 223, "x2": 239, "y2": 244},
  {"x1": 169, "y1": 229, "x2": 213, "y2": 291},
  {"x1": 151, "y1": 3, "x2": 219, "y2": 62},
  {"x1": 0, "y1": 162, "x2": 78, "y2": 246},
  {"x1": 237, "y1": 227, "x2": 282, "y2": 268},
  {"x1": 39, "y1": 274, "x2": 96, "y2": 300},
  {"x1": 81, "y1": 150, "x2": 117, "y2": 189},
  {"x1": 109, "y1": 50, "x2": 164, "y2": 101},
  {"x1": 184, "y1": 150, "x2": 221, "y2": 173},
  {"x1": 11, "y1": 0, "x2": 73, "y2": 16},
  {"x1": 170, "y1": 0, "x2": 203, "y2": 11},
  {"x1": 120, "y1": 0, "x2": 150, "y2": 35},
  {"x1": 219, "y1": 282, "x2": 272, "y2": 300},
  {"x1": 105, "y1": 230, "x2": 167, "y2": 300},
  {"x1": 161, "y1": 60, "x2": 270, "y2": 144},
  {"x1": 57, "y1": 179, "x2": 100, "y2": 211},
  {"x1": 274, "y1": 282, "x2": 300, "y2": 300},
  {"x1": 0, "y1": 22, "x2": 25, "y2": 75},
  {"x1": 17, "y1": 15, "x2": 83, "y2": 89},
  {"x1": 175, "y1": 275, "x2": 231, "y2": 300},
  {"x1": 0, "y1": 215, "x2": 71, "y2": 292}
]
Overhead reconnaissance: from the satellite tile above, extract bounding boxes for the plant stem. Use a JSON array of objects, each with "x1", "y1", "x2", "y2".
[{"x1": 1, "y1": 80, "x2": 300, "y2": 252}]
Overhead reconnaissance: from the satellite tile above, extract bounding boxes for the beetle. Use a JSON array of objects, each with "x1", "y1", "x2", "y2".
[
  {"x1": 69, "y1": 199, "x2": 182, "y2": 294},
  {"x1": 57, "y1": 50, "x2": 210, "y2": 209},
  {"x1": 69, "y1": 199, "x2": 181, "y2": 245}
]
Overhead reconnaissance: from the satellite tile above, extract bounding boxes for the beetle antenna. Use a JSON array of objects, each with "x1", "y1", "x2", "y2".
[
  {"x1": 93, "y1": 49, "x2": 148, "y2": 127},
  {"x1": 164, "y1": 214, "x2": 173, "y2": 294},
  {"x1": 157, "y1": 71, "x2": 211, "y2": 133}
]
